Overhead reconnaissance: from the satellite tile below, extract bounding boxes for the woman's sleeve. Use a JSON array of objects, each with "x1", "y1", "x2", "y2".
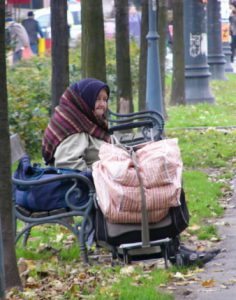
[{"x1": 54, "y1": 133, "x2": 90, "y2": 171}]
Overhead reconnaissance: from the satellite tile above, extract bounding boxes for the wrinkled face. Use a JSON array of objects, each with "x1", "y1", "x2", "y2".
[{"x1": 93, "y1": 88, "x2": 109, "y2": 119}]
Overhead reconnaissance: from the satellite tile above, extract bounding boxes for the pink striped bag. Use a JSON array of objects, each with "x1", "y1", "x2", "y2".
[{"x1": 92, "y1": 138, "x2": 183, "y2": 224}]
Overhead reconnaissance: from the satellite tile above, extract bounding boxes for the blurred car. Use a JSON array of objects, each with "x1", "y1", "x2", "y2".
[{"x1": 34, "y1": 3, "x2": 81, "y2": 45}]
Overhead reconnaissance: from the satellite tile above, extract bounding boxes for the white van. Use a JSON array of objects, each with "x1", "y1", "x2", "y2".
[{"x1": 34, "y1": 3, "x2": 81, "y2": 45}]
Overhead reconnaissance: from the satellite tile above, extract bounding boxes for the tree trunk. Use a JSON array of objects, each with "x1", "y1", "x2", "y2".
[
  {"x1": 138, "y1": 0, "x2": 148, "y2": 111},
  {"x1": 51, "y1": 0, "x2": 69, "y2": 112},
  {"x1": 81, "y1": 0, "x2": 87, "y2": 78},
  {"x1": 81, "y1": 0, "x2": 106, "y2": 82},
  {"x1": 158, "y1": 0, "x2": 167, "y2": 117},
  {"x1": 170, "y1": 0, "x2": 185, "y2": 105},
  {"x1": 115, "y1": 0, "x2": 133, "y2": 113},
  {"x1": 0, "y1": 4, "x2": 22, "y2": 293}
]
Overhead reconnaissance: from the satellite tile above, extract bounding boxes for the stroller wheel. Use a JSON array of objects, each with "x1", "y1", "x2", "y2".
[
  {"x1": 167, "y1": 236, "x2": 181, "y2": 265},
  {"x1": 175, "y1": 253, "x2": 184, "y2": 267}
]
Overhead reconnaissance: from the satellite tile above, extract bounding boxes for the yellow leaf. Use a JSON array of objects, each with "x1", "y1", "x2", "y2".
[
  {"x1": 78, "y1": 272, "x2": 87, "y2": 280},
  {"x1": 196, "y1": 245, "x2": 206, "y2": 251},
  {"x1": 100, "y1": 287, "x2": 108, "y2": 295},
  {"x1": 188, "y1": 224, "x2": 201, "y2": 231},
  {"x1": 201, "y1": 279, "x2": 215, "y2": 288}
]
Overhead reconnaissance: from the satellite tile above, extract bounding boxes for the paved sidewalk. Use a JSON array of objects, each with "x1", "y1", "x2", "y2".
[{"x1": 175, "y1": 178, "x2": 236, "y2": 300}]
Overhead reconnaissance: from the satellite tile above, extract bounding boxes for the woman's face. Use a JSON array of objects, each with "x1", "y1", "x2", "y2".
[{"x1": 93, "y1": 88, "x2": 109, "y2": 119}]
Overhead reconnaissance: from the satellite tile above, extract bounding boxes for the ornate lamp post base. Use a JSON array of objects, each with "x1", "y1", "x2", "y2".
[
  {"x1": 184, "y1": 0, "x2": 215, "y2": 104},
  {"x1": 223, "y1": 43, "x2": 234, "y2": 73},
  {"x1": 185, "y1": 65, "x2": 214, "y2": 104},
  {"x1": 207, "y1": 0, "x2": 226, "y2": 80}
]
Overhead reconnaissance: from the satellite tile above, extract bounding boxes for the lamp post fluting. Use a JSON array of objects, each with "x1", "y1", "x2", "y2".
[
  {"x1": 207, "y1": 0, "x2": 226, "y2": 80},
  {"x1": 146, "y1": 0, "x2": 163, "y2": 115}
]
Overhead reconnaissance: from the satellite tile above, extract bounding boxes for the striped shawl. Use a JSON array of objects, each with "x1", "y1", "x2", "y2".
[{"x1": 42, "y1": 86, "x2": 110, "y2": 164}]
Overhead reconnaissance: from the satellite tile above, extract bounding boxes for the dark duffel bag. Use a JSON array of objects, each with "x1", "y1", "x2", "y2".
[{"x1": 13, "y1": 154, "x2": 93, "y2": 212}]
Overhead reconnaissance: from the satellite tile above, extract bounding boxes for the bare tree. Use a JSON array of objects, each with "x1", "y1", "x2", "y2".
[
  {"x1": 138, "y1": 0, "x2": 148, "y2": 111},
  {"x1": 51, "y1": 0, "x2": 69, "y2": 112},
  {"x1": 0, "y1": 3, "x2": 22, "y2": 292},
  {"x1": 170, "y1": 0, "x2": 185, "y2": 105},
  {"x1": 158, "y1": 0, "x2": 168, "y2": 116},
  {"x1": 115, "y1": 0, "x2": 133, "y2": 113},
  {"x1": 81, "y1": 0, "x2": 106, "y2": 82}
]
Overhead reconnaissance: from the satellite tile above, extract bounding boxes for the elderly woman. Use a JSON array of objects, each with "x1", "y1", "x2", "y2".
[
  {"x1": 42, "y1": 78, "x2": 111, "y2": 170},
  {"x1": 42, "y1": 78, "x2": 220, "y2": 265}
]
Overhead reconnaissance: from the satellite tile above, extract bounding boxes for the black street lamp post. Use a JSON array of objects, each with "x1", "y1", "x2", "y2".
[
  {"x1": 184, "y1": 0, "x2": 215, "y2": 104},
  {"x1": 146, "y1": 0, "x2": 163, "y2": 115},
  {"x1": 207, "y1": 0, "x2": 226, "y2": 80}
]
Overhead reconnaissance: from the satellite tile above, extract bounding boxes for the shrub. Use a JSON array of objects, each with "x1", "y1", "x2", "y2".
[{"x1": 8, "y1": 57, "x2": 51, "y2": 157}]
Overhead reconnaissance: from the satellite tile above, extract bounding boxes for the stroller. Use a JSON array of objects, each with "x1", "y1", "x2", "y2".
[{"x1": 93, "y1": 110, "x2": 190, "y2": 267}]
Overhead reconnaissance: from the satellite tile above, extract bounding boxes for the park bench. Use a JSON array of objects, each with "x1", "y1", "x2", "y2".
[
  {"x1": 11, "y1": 133, "x2": 95, "y2": 263},
  {"x1": 11, "y1": 109, "x2": 167, "y2": 264}
]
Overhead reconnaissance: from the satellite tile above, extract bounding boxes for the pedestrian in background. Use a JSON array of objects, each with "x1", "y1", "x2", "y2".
[
  {"x1": 5, "y1": 17, "x2": 30, "y2": 64},
  {"x1": 22, "y1": 11, "x2": 44, "y2": 55},
  {"x1": 129, "y1": 5, "x2": 141, "y2": 46},
  {"x1": 230, "y1": 7, "x2": 236, "y2": 62}
]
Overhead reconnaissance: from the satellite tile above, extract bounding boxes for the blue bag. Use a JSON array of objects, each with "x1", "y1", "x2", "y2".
[{"x1": 13, "y1": 155, "x2": 93, "y2": 212}]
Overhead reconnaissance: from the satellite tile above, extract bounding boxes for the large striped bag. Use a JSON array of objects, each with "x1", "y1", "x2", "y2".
[{"x1": 92, "y1": 138, "x2": 183, "y2": 224}]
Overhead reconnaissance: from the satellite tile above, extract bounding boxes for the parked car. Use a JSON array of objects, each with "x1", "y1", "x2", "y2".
[{"x1": 34, "y1": 3, "x2": 81, "y2": 45}]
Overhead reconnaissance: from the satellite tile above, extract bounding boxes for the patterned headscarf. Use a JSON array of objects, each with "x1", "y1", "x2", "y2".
[
  {"x1": 42, "y1": 79, "x2": 110, "y2": 165},
  {"x1": 73, "y1": 78, "x2": 110, "y2": 110}
]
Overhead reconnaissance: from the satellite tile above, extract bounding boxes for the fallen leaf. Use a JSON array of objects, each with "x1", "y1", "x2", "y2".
[
  {"x1": 174, "y1": 281, "x2": 189, "y2": 286},
  {"x1": 210, "y1": 236, "x2": 220, "y2": 242},
  {"x1": 18, "y1": 258, "x2": 28, "y2": 274},
  {"x1": 201, "y1": 279, "x2": 215, "y2": 288},
  {"x1": 120, "y1": 265, "x2": 135, "y2": 275},
  {"x1": 51, "y1": 279, "x2": 64, "y2": 290},
  {"x1": 188, "y1": 224, "x2": 200, "y2": 231},
  {"x1": 167, "y1": 286, "x2": 177, "y2": 290},
  {"x1": 229, "y1": 278, "x2": 236, "y2": 284},
  {"x1": 173, "y1": 272, "x2": 185, "y2": 280},
  {"x1": 100, "y1": 287, "x2": 108, "y2": 294},
  {"x1": 220, "y1": 284, "x2": 228, "y2": 289},
  {"x1": 56, "y1": 233, "x2": 64, "y2": 242},
  {"x1": 78, "y1": 272, "x2": 87, "y2": 280},
  {"x1": 196, "y1": 245, "x2": 206, "y2": 251}
]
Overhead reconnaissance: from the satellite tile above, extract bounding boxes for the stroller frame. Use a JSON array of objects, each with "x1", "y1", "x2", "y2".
[{"x1": 94, "y1": 109, "x2": 189, "y2": 266}]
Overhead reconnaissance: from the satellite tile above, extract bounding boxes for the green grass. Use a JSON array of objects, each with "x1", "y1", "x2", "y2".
[
  {"x1": 166, "y1": 129, "x2": 236, "y2": 168},
  {"x1": 166, "y1": 74, "x2": 236, "y2": 128},
  {"x1": 94, "y1": 267, "x2": 173, "y2": 300},
  {"x1": 184, "y1": 170, "x2": 224, "y2": 219},
  {"x1": 16, "y1": 223, "x2": 80, "y2": 261}
]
